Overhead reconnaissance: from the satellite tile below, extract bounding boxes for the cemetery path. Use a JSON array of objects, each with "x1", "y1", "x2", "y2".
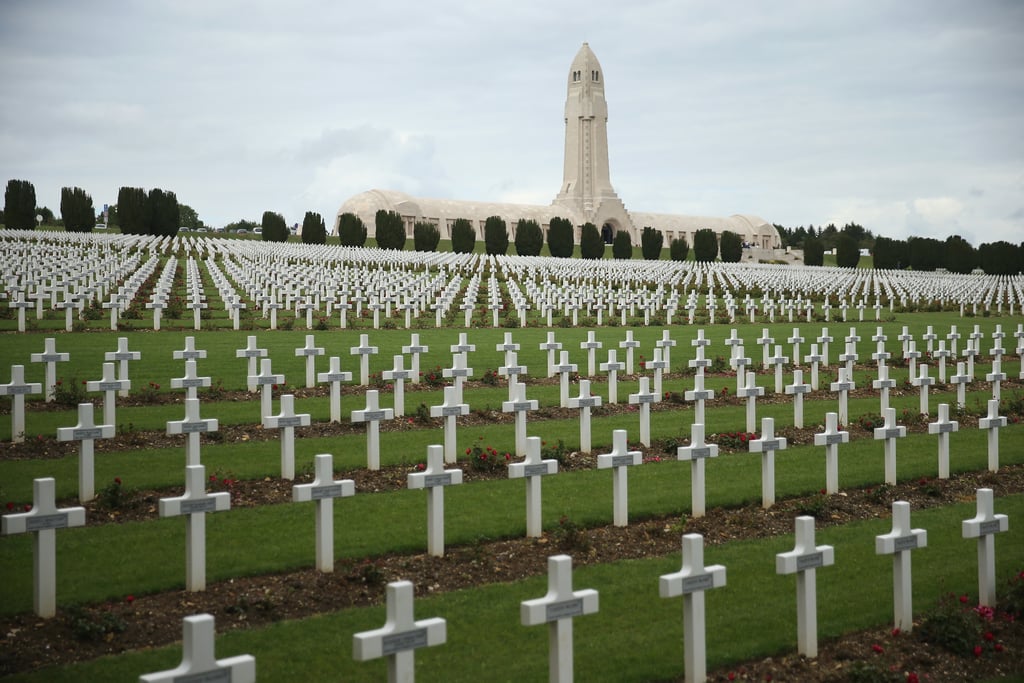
[{"x1": 3, "y1": 466, "x2": 1023, "y2": 679}]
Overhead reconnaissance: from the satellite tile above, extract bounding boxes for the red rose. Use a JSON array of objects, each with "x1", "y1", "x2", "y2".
[
  {"x1": 973, "y1": 645, "x2": 983, "y2": 657},
  {"x1": 114, "y1": 477, "x2": 122, "y2": 485},
  {"x1": 126, "y1": 595, "x2": 135, "y2": 604}
]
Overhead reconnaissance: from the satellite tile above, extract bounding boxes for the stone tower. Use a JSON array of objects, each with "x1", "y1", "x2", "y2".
[{"x1": 553, "y1": 43, "x2": 634, "y2": 239}]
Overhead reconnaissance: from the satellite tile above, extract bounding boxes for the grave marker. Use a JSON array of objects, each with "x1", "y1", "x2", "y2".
[
  {"x1": 235, "y1": 335, "x2": 268, "y2": 392},
  {"x1": 873, "y1": 407, "x2": 907, "y2": 485},
  {"x1": 785, "y1": 369, "x2": 811, "y2": 428},
  {"x1": 408, "y1": 445, "x2": 463, "y2": 557},
  {"x1": 263, "y1": 394, "x2": 311, "y2": 480},
  {"x1": 171, "y1": 359, "x2": 212, "y2": 400},
  {"x1": 962, "y1": 488, "x2": 1009, "y2": 606},
  {"x1": 553, "y1": 351, "x2": 578, "y2": 408},
  {"x1": 57, "y1": 402, "x2": 114, "y2": 501},
  {"x1": 430, "y1": 385, "x2": 469, "y2": 465},
  {"x1": 978, "y1": 398, "x2": 1007, "y2": 472},
  {"x1": 927, "y1": 403, "x2": 959, "y2": 479},
  {"x1": 814, "y1": 412, "x2": 849, "y2": 494},
  {"x1": 628, "y1": 376, "x2": 657, "y2": 447},
  {"x1": 829, "y1": 366, "x2": 855, "y2": 427},
  {"x1": 402, "y1": 333, "x2": 430, "y2": 384},
  {"x1": 986, "y1": 357, "x2": 1006, "y2": 401},
  {"x1": 580, "y1": 331, "x2": 603, "y2": 376},
  {"x1": 875, "y1": 500, "x2": 927, "y2": 632},
  {"x1": 29, "y1": 338, "x2": 69, "y2": 402},
  {"x1": 541, "y1": 332, "x2": 564, "y2": 378},
  {"x1": 293, "y1": 453, "x2": 355, "y2": 572},
  {"x1": 350, "y1": 333, "x2": 379, "y2": 386},
  {"x1": 684, "y1": 372, "x2": 715, "y2": 426},
  {"x1": 295, "y1": 334, "x2": 325, "y2": 388},
  {"x1": 749, "y1": 417, "x2": 787, "y2": 508},
  {"x1": 950, "y1": 361, "x2": 971, "y2": 409},
  {"x1": 737, "y1": 370, "x2": 764, "y2": 433},
  {"x1": 596, "y1": 429, "x2": 642, "y2": 526},
  {"x1": 158, "y1": 465, "x2": 230, "y2": 591},
  {"x1": 1, "y1": 365, "x2": 42, "y2": 443},
  {"x1": 352, "y1": 390, "x2": 396, "y2": 470},
  {"x1": 872, "y1": 363, "x2": 897, "y2": 414},
  {"x1": 567, "y1": 379, "x2": 602, "y2": 452},
  {"x1": 502, "y1": 382, "x2": 539, "y2": 458},
  {"x1": 599, "y1": 349, "x2": 625, "y2": 404},
  {"x1": 138, "y1": 614, "x2": 255, "y2": 683},
  {"x1": 508, "y1": 436, "x2": 558, "y2": 537},
  {"x1": 353, "y1": 581, "x2": 447, "y2": 683},
  {"x1": 249, "y1": 357, "x2": 284, "y2": 420},
  {"x1": 104, "y1": 337, "x2": 141, "y2": 398},
  {"x1": 86, "y1": 362, "x2": 129, "y2": 427},
  {"x1": 776, "y1": 516, "x2": 835, "y2": 658},
  {"x1": 317, "y1": 356, "x2": 352, "y2": 423},
  {"x1": 619, "y1": 330, "x2": 641, "y2": 375},
  {"x1": 677, "y1": 423, "x2": 719, "y2": 518},
  {"x1": 383, "y1": 354, "x2": 413, "y2": 417}
]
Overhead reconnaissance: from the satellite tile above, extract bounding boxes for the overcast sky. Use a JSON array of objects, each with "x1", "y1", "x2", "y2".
[{"x1": 2, "y1": 0, "x2": 1022, "y2": 245}]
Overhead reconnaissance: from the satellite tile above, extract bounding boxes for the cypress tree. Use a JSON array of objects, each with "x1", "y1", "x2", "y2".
[
  {"x1": 611, "y1": 230, "x2": 632, "y2": 259},
  {"x1": 484, "y1": 215, "x2": 509, "y2": 255},
  {"x1": 413, "y1": 221, "x2": 441, "y2": 252},
  {"x1": 337, "y1": 212, "x2": 367, "y2": 247},
  {"x1": 60, "y1": 186, "x2": 95, "y2": 233},
  {"x1": 3, "y1": 179, "x2": 37, "y2": 230},
  {"x1": 640, "y1": 226, "x2": 663, "y2": 260},
  {"x1": 547, "y1": 216, "x2": 574, "y2": 257},
  {"x1": 719, "y1": 230, "x2": 742, "y2": 262},
  {"x1": 693, "y1": 228, "x2": 718, "y2": 262},
  {"x1": 670, "y1": 237, "x2": 689, "y2": 261},
  {"x1": 579, "y1": 222, "x2": 604, "y2": 259},
  {"x1": 451, "y1": 218, "x2": 476, "y2": 253},
  {"x1": 514, "y1": 219, "x2": 544, "y2": 256},
  {"x1": 301, "y1": 211, "x2": 326, "y2": 244}
]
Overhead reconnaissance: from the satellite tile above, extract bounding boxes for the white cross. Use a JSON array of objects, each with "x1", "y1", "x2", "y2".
[
  {"x1": 350, "y1": 333, "x2": 379, "y2": 386},
  {"x1": 873, "y1": 407, "x2": 907, "y2": 485},
  {"x1": 316, "y1": 356, "x2": 352, "y2": 423},
  {"x1": 402, "y1": 333, "x2": 430, "y2": 384},
  {"x1": 757, "y1": 329, "x2": 775, "y2": 369},
  {"x1": 684, "y1": 372, "x2": 715, "y2": 426},
  {"x1": 872, "y1": 363, "x2": 897, "y2": 414},
  {"x1": 875, "y1": 500, "x2": 927, "y2": 632},
  {"x1": 580, "y1": 330, "x2": 603, "y2": 376},
  {"x1": 104, "y1": 337, "x2": 140, "y2": 398},
  {"x1": 816, "y1": 328, "x2": 833, "y2": 367},
  {"x1": 688, "y1": 343, "x2": 711, "y2": 378},
  {"x1": 553, "y1": 350, "x2": 578, "y2": 408},
  {"x1": 57, "y1": 402, "x2": 114, "y2": 501},
  {"x1": 235, "y1": 335, "x2": 268, "y2": 392},
  {"x1": 442, "y1": 351, "x2": 473, "y2": 400},
  {"x1": 677, "y1": 423, "x2": 719, "y2": 518},
  {"x1": 264, "y1": 394, "x2": 311, "y2": 480},
  {"x1": 737, "y1": 370, "x2": 764, "y2": 433},
  {"x1": 803, "y1": 343, "x2": 823, "y2": 391},
  {"x1": 597, "y1": 429, "x2": 642, "y2": 527},
  {"x1": 986, "y1": 357, "x2": 1007, "y2": 401},
  {"x1": 730, "y1": 345, "x2": 751, "y2": 394},
  {"x1": 1, "y1": 477, "x2": 86, "y2": 617},
  {"x1": 814, "y1": 412, "x2": 849, "y2": 494},
  {"x1": 382, "y1": 354, "x2": 413, "y2": 417},
  {"x1": 787, "y1": 327, "x2": 805, "y2": 366},
  {"x1": 567, "y1": 379, "x2": 602, "y2": 452},
  {"x1": 1, "y1": 364, "x2": 42, "y2": 443},
  {"x1": 171, "y1": 359, "x2": 212, "y2": 401},
  {"x1": 911, "y1": 362, "x2": 934, "y2": 416},
  {"x1": 932, "y1": 340, "x2": 951, "y2": 383},
  {"x1": 927, "y1": 403, "x2": 959, "y2": 479},
  {"x1": 616, "y1": 330, "x2": 640, "y2": 375},
  {"x1": 947, "y1": 325, "x2": 961, "y2": 356},
  {"x1": 656, "y1": 329, "x2": 677, "y2": 369},
  {"x1": 628, "y1": 376, "x2": 657, "y2": 447},
  {"x1": 86, "y1": 362, "x2": 129, "y2": 427},
  {"x1": 450, "y1": 331, "x2": 475, "y2": 359},
  {"x1": 749, "y1": 416, "x2": 787, "y2": 508},
  {"x1": 839, "y1": 340, "x2": 858, "y2": 378},
  {"x1": 724, "y1": 328, "x2": 743, "y2": 359},
  {"x1": 660, "y1": 533, "x2": 726, "y2": 683},
  {"x1": 293, "y1": 453, "x2": 355, "y2": 572},
  {"x1": 521, "y1": 555, "x2": 599, "y2": 683},
  {"x1": 897, "y1": 326, "x2": 914, "y2": 356},
  {"x1": 829, "y1": 366, "x2": 855, "y2": 427},
  {"x1": 905, "y1": 340, "x2": 922, "y2": 381},
  {"x1": 498, "y1": 350, "x2": 527, "y2": 401},
  {"x1": 978, "y1": 397, "x2": 1007, "y2": 473},
  {"x1": 295, "y1": 334, "x2": 325, "y2": 388},
  {"x1": 776, "y1": 516, "x2": 835, "y2": 658},
  {"x1": 962, "y1": 488, "x2": 1009, "y2": 607},
  {"x1": 352, "y1": 390, "x2": 395, "y2": 471},
  {"x1": 29, "y1": 338, "x2": 69, "y2": 402},
  {"x1": 172, "y1": 335, "x2": 207, "y2": 362},
  {"x1": 502, "y1": 382, "x2": 539, "y2": 458},
  {"x1": 785, "y1": 369, "x2": 811, "y2": 428},
  {"x1": 872, "y1": 337, "x2": 890, "y2": 369},
  {"x1": 508, "y1": 436, "x2": 558, "y2": 537},
  {"x1": 249, "y1": 357, "x2": 284, "y2": 420},
  {"x1": 962, "y1": 337, "x2": 979, "y2": 379},
  {"x1": 158, "y1": 464, "x2": 230, "y2": 591},
  {"x1": 408, "y1": 444, "x2": 463, "y2": 556},
  {"x1": 646, "y1": 347, "x2": 669, "y2": 397},
  {"x1": 139, "y1": 614, "x2": 255, "y2": 683},
  {"x1": 430, "y1": 385, "x2": 469, "y2": 465},
  {"x1": 353, "y1": 580, "x2": 447, "y2": 683},
  {"x1": 542, "y1": 331, "x2": 564, "y2": 378},
  {"x1": 766, "y1": 345, "x2": 789, "y2": 394}
]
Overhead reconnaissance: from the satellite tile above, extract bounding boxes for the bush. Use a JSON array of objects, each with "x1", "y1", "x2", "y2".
[
  {"x1": 943, "y1": 235, "x2": 976, "y2": 274},
  {"x1": 450, "y1": 218, "x2": 476, "y2": 253},
  {"x1": 337, "y1": 212, "x2": 367, "y2": 246},
  {"x1": 719, "y1": 230, "x2": 742, "y2": 262},
  {"x1": 514, "y1": 219, "x2": 544, "y2": 256},
  {"x1": 483, "y1": 215, "x2": 509, "y2": 255},
  {"x1": 693, "y1": 228, "x2": 718, "y2": 262},
  {"x1": 4, "y1": 179, "x2": 37, "y2": 230},
  {"x1": 835, "y1": 232, "x2": 860, "y2": 268},
  {"x1": 413, "y1": 221, "x2": 440, "y2": 252},
  {"x1": 547, "y1": 216, "x2": 574, "y2": 257},
  {"x1": 803, "y1": 236, "x2": 824, "y2": 266},
  {"x1": 579, "y1": 222, "x2": 604, "y2": 259},
  {"x1": 640, "y1": 226, "x2": 663, "y2": 260},
  {"x1": 669, "y1": 237, "x2": 689, "y2": 261},
  {"x1": 611, "y1": 230, "x2": 632, "y2": 259},
  {"x1": 374, "y1": 209, "x2": 406, "y2": 250},
  {"x1": 60, "y1": 186, "x2": 95, "y2": 233},
  {"x1": 260, "y1": 211, "x2": 288, "y2": 242},
  {"x1": 300, "y1": 211, "x2": 326, "y2": 245}
]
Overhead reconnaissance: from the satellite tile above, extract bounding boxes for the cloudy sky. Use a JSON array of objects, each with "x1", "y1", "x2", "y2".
[{"x1": 2, "y1": 0, "x2": 1022, "y2": 244}]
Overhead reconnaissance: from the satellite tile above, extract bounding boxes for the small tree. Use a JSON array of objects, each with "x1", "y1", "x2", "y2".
[
  {"x1": 719, "y1": 230, "x2": 742, "y2": 262},
  {"x1": 337, "y1": 212, "x2": 367, "y2": 247},
  {"x1": 640, "y1": 226, "x2": 663, "y2": 260},
  {"x1": 117, "y1": 187, "x2": 147, "y2": 235},
  {"x1": 835, "y1": 232, "x2": 860, "y2": 268},
  {"x1": 484, "y1": 215, "x2": 509, "y2": 255},
  {"x1": 451, "y1": 218, "x2": 476, "y2": 253},
  {"x1": 60, "y1": 186, "x2": 95, "y2": 232},
  {"x1": 514, "y1": 218, "x2": 544, "y2": 256},
  {"x1": 301, "y1": 211, "x2": 327, "y2": 244},
  {"x1": 547, "y1": 216, "x2": 574, "y2": 257},
  {"x1": 3, "y1": 179, "x2": 37, "y2": 230},
  {"x1": 943, "y1": 235, "x2": 976, "y2": 274},
  {"x1": 612, "y1": 230, "x2": 632, "y2": 259},
  {"x1": 670, "y1": 237, "x2": 689, "y2": 261},
  {"x1": 375, "y1": 209, "x2": 406, "y2": 250},
  {"x1": 579, "y1": 222, "x2": 604, "y2": 259},
  {"x1": 413, "y1": 221, "x2": 441, "y2": 252},
  {"x1": 261, "y1": 211, "x2": 288, "y2": 242},
  {"x1": 803, "y1": 236, "x2": 824, "y2": 266},
  {"x1": 146, "y1": 188, "x2": 179, "y2": 237},
  {"x1": 178, "y1": 204, "x2": 202, "y2": 231},
  {"x1": 693, "y1": 228, "x2": 718, "y2": 262}
]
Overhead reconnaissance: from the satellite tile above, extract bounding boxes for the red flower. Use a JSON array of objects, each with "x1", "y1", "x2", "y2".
[
  {"x1": 126, "y1": 595, "x2": 135, "y2": 604},
  {"x1": 114, "y1": 477, "x2": 122, "y2": 485},
  {"x1": 984, "y1": 631, "x2": 995, "y2": 641},
  {"x1": 465, "y1": 448, "x2": 471, "y2": 455},
  {"x1": 820, "y1": 488, "x2": 827, "y2": 495},
  {"x1": 23, "y1": 504, "x2": 31, "y2": 512},
  {"x1": 891, "y1": 628, "x2": 901, "y2": 637},
  {"x1": 739, "y1": 434, "x2": 747, "y2": 442},
  {"x1": 5, "y1": 502, "x2": 13, "y2": 511},
  {"x1": 728, "y1": 673, "x2": 736, "y2": 681},
  {"x1": 960, "y1": 594, "x2": 969, "y2": 604},
  {"x1": 994, "y1": 643, "x2": 1004, "y2": 652},
  {"x1": 973, "y1": 645, "x2": 983, "y2": 657},
  {"x1": 906, "y1": 674, "x2": 919, "y2": 683},
  {"x1": 871, "y1": 643, "x2": 884, "y2": 654}
]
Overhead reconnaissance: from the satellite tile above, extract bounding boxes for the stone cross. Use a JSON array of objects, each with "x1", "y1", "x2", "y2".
[
  {"x1": 295, "y1": 334, "x2": 325, "y2": 388},
  {"x1": 829, "y1": 366, "x2": 855, "y2": 427},
  {"x1": 749, "y1": 417, "x2": 787, "y2": 508},
  {"x1": 730, "y1": 345, "x2": 751, "y2": 394},
  {"x1": 382, "y1": 354, "x2": 413, "y2": 417},
  {"x1": 804, "y1": 343, "x2": 823, "y2": 390},
  {"x1": 1, "y1": 365, "x2": 42, "y2": 443},
  {"x1": 167, "y1": 398, "x2": 218, "y2": 467},
  {"x1": 496, "y1": 331, "x2": 520, "y2": 367},
  {"x1": 508, "y1": 436, "x2": 558, "y2": 537},
  {"x1": 502, "y1": 382, "x2": 539, "y2": 458},
  {"x1": 498, "y1": 350, "x2": 527, "y2": 401},
  {"x1": 922, "y1": 325, "x2": 938, "y2": 352},
  {"x1": 684, "y1": 372, "x2": 715, "y2": 426},
  {"x1": 660, "y1": 534, "x2": 726, "y2": 683},
  {"x1": 235, "y1": 335, "x2": 268, "y2": 392},
  {"x1": 765, "y1": 346, "x2": 788, "y2": 394},
  {"x1": 173, "y1": 335, "x2": 207, "y2": 364},
  {"x1": 171, "y1": 359, "x2": 212, "y2": 400},
  {"x1": 978, "y1": 397, "x2": 1007, "y2": 473},
  {"x1": 597, "y1": 429, "x2": 642, "y2": 526},
  {"x1": 104, "y1": 337, "x2": 141, "y2": 398},
  {"x1": 724, "y1": 328, "x2": 743, "y2": 360},
  {"x1": 8, "y1": 293, "x2": 32, "y2": 332},
  {"x1": 872, "y1": 363, "x2": 897, "y2": 414},
  {"x1": 949, "y1": 361, "x2": 971, "y2": 409},
  {"x1": 619, "y1": 330, "x2": 641, "y2": 375},
  {"x1": 814, "y1": 412, "x2": 849, "y2": 494},
  {"x1": 350, "y1": 333, "x2": 379, "y2": 386},
  {"x1": 159, "y1": 464, "x2": 230, "y2": 591},
  {"x1": 875, "y1": 501, "x2": 927, "y2": 632},
  {"x1": 904, "y1": 340, "x2": 922, "y2": 381},
  {"x1": 787, "y1": 327, "x2": 805, "y2": 367},
  {"x1": 352, "y1": 390, "x2": 395, "y2": 470},
  {"x1": 871, "y1": 337, "x2": 890, "y2": 369},
  {"x1": 817, "y1": 328, "x2": 833, "y2": 367},
  {"x1": 56, "y1": 403, "x2": 114, "y2": 501},
  {"x1": 756, "y1": 328, "x2": 775, "y2": 369},
  {"x1": 656, "y1": 329, "x2": 677, "y2": 370},
  {"x1": 553, "y1": 351, "x2": 578, "y2": 408},
  {"x1": 873, "y1": 407, "x2": 907, "y2": 485},
  {"x1": 580, "y1": 331, "x2": 603, "y2": 376},
  {"x1": 442, "y1": 351, "x2": 473, "y2": 400},
  {"x1": 933, "y1": 341, "x2": 951, "y2": 383},
  {"x1": 962, "y1": 488, "x2": 1009, "y2": 606},
  {"x1": 249, "y1": 357, "x2": 284, "y2": 420},
  {"x1": 647, "y1": 347, "x2": 669, "y2": 397},
  {"x1": 292, "y1": 453, "x2": 355, "y2": 572},
  {"x1": 785, "y1": 369, "x2": 811, "y2": 428},
  {"x1": 947, "y1": 325, "x2": 961, "y2": 356},
  {"x1": 86, "y1": 362, "x2": 129, "y2": 427},
  {"x1": 521, "y1": 554, "x2": 599, "y2": 683},
  {"x1": 402, "y1": 333, "x2": 430, "y2": 384},
  {"x1": 568, "y1": 379, "x2": 602, "y2": 452},
  {"x1": 353, "y1": 580, "x2": 447, "y2": 683},
  {"x1": 677, "y1": 423, "x2": 719, "y2": 518},
  {"x1": 911, "y1": 363, "x2": 934, "y2": 416},
  {"x1": 599, "y1": 350, "x2": 625, "y2": 404},
  {"x1": 317, "y1": 356, "x2": 352, "y2": 423},
  {"x1": 139, "y1": 614, "x2": 255, "y2": 683},
  {"x1": 628, "y1": 376, "x2": 658, "y2": 447},
  {"x1": 30, "y1": 338, "x2": 69, "y2": 402},
  {"x1": 0, "y1": 477, "x2": 86, "y2": 617},
  {"x1": 962, "y1": 337, "x2": 979, "y2": 380},
  {"x1": 263, "y1": 394, "x2": 311, "y2": 480},
  {"x1": 897, "y1": 326, "x2": 913, "y2": 356},
  {"x1": 430, "y1": 385, "x2": 469, "y2": 464},
  {"x1": 927, "y1": 403, "x2": 959, "y2": 479},
  {"x1": 839, "y1": 340, "x2": 858, "y2": 379},
  {"x1": 408, "y1": 445, "x2": 463, "y2": 557},
  {"x1": 541, "y1": 331, "x2": 564, "y2": 378},
  {"x1": 737, "y1": 370, "x2": 764, "y2": 433},
  {"x1": 985, "y1": 357, "x2": 1006, "y2": 401},
  {"x1": 775, "y1": 516, "x2": 835, "y2": 658}
]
